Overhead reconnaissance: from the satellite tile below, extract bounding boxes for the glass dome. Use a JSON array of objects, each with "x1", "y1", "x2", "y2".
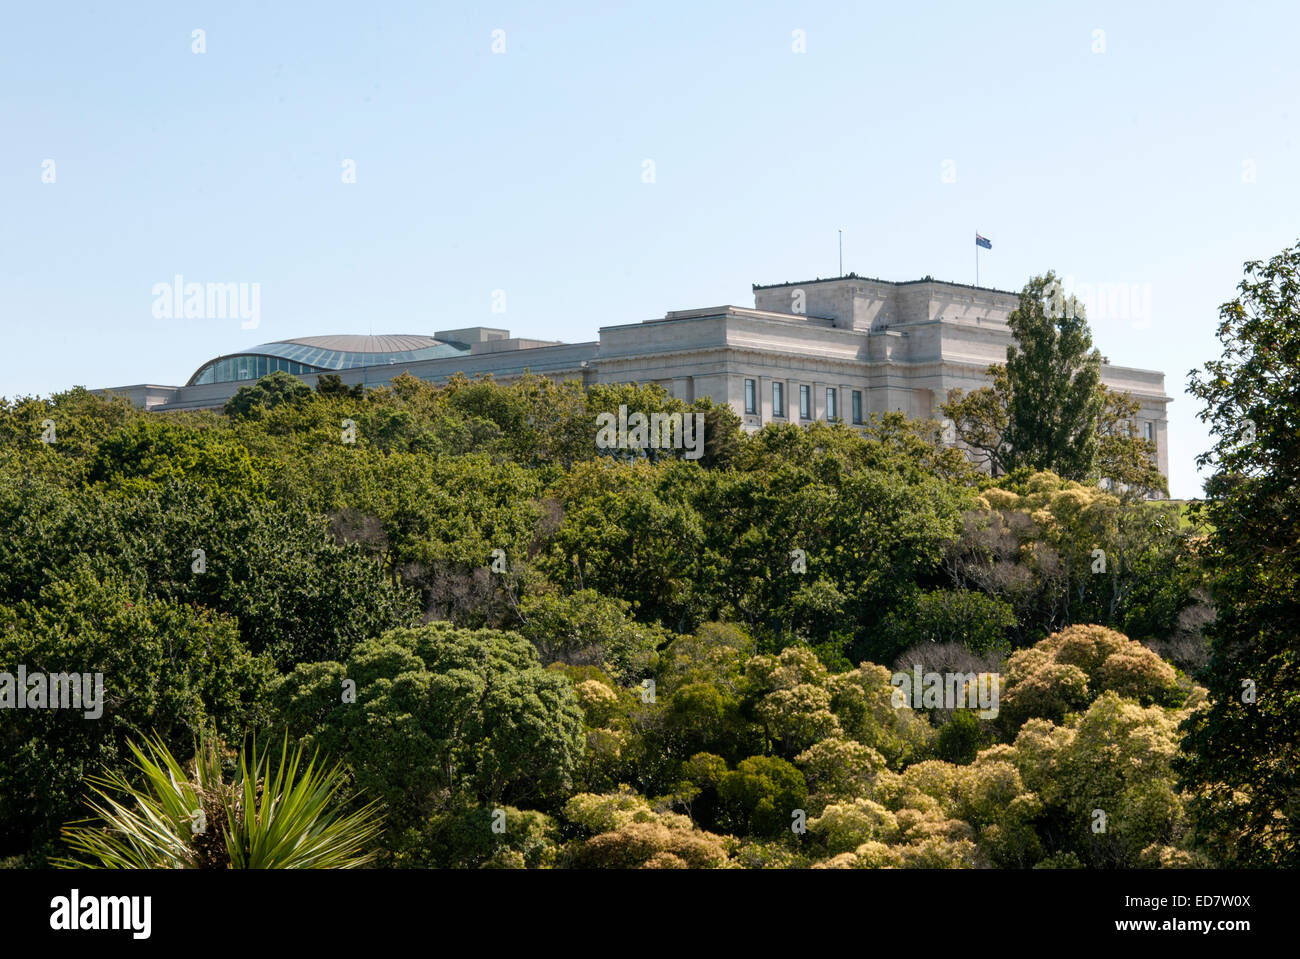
[{"x1": 187, "y1": 335, "x2": 468, "y2": 385}]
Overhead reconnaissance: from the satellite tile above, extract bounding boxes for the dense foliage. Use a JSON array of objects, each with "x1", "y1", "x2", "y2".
[
  {"x1": 942, "y1": 273, "x2": 1164, "y2": 495},
  {"x1": 4, "y1": 247, "x2": 1293, "y2": 869},
  {"x1": 1178, "y1": 241, "x2": 1300, "y2": 867}
]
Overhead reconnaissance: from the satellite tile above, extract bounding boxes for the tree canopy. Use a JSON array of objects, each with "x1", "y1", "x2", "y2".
[
  {"x1": 1178, "y1": 240, "x2": 1300, "y2": 867},
  {"x1": 1, "y1": 252, "x2": 1274, "y2": 870},
  {"x1": 942, "y1": 272, "x2": 1164, "y2": 495}
]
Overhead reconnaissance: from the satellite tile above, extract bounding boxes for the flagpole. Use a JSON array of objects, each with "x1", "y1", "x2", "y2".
[{"x1": 975, "y1": 233, "x2": 979, "y2": 287}]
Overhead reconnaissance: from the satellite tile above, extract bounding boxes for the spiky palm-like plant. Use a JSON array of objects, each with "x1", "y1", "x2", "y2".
[{"x1": 57, "y1": 734, "x2": 383, "y2": 869}]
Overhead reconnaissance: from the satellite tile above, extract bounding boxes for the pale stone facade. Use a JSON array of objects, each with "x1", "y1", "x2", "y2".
[{"x1": 103, "y1": 273, "x2": 1171, "y2": 481}]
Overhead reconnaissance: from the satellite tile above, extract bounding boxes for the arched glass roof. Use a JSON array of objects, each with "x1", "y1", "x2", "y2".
[{"x1": 187, "y1": 335, "x2": 468, "y2": 386}]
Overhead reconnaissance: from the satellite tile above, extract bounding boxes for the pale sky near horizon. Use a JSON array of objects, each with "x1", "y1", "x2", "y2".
[{"x1": 3, "y1": 1, "x2": 1297, "y2": 498}]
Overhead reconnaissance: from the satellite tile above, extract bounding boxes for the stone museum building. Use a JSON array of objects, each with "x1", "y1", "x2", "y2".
[{"x1": 104, "y1": 273, "x2": 1171, "y2": 481}]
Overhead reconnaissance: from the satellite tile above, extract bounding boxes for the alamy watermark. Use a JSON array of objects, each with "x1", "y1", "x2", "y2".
[
  {"x1": 50, "y1": 889, "x2": 150, "y2": 939},
  {"x1": 890, "y1": 667, "x2": 999, "y2": 719},
  {"x1": 595, "y1": 404, "x2": 705, "y2": 460},
  {"x1": 0, "y1": 666, "x2": 104, "y2": 719},
  {"x1": 1047, "y1": 275, "x2": 1152, "y2": 329},
  {"x1": 151, "y1": 274, "x2": 260, "y2": 329}
]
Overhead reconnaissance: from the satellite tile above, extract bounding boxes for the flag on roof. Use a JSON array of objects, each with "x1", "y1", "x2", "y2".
[{"x1": 976, "y1": 233, "x2": 992, "y2": 250}]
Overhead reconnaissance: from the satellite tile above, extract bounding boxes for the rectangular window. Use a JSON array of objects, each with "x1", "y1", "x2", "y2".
[
  {"x1": 799, "y1": 385, "x2": 811, "y2": 420},
  {"x1": 852, "y1": 390, "x2": 863, "y2": 424},
  {"x1": 1144, "y1": 422, "x2": 1154, "y2": 442},
  {"x1": 744, "y1": 378, "x2": 756, "y2": 414},
  {"x1": 773, "y1": 382, "x2": 785, "y2": 417},
  {"x1": 826, "y1": 388, "x2": 838, "y2": 421}
]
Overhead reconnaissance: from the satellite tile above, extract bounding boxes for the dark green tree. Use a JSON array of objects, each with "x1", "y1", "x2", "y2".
[
  {"x1": 315, "y1": 373, "x2": 365, "y2": 399},
  {"x1": 0, "y1": 570, "x2": 272, "y2": 861},
  {"x1": 692, "y1": 396, "x2": 744, "y2": 469},
  {"x1": 224, "y1": 370, "x2": 313, "y2": 419},
  {"x1": 717, "y1": 755, "x2": 807, "y2": 836},
  {"x1": 1177, "y1": 241, "x2": 1300, "y2": 867},
  {"x1": 274, "y1": 623, "x2": 585, "y2": 832},
  {"x1": 1002, "y1": 272, "x2": 1105, "y2": 480}
]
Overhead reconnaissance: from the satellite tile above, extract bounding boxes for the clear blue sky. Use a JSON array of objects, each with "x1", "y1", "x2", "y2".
[{"x1": 3, "y1": 1, "x2": 1296, "y2": 498}]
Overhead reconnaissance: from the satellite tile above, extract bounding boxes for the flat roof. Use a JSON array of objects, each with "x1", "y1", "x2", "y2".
[{"x1": 752, "y1": 272, "x2": 1021, "y2": 296}]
